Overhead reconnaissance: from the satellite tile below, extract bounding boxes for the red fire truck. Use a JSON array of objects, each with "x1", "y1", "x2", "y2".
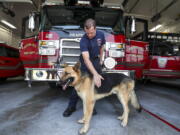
[
  {"x1": 132, "y1": 17, "x2": 180, "y2": 80},
  {"x1": 19, "y1": 0, "x2": 150, "y2": 87},
  {"x1": 136, "y1": 32, "x2": 180, "y2": 79},
  {"x1": 0, "y1": 41, "x2": 24, "y2": 82}
]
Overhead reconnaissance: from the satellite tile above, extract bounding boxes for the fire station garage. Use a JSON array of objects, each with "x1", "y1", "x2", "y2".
[{"x1": 0, "y1": 0, "x2": 180, "y2": 135}]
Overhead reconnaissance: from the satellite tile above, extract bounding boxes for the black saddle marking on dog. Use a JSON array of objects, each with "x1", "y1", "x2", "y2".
[{"x1": 95, "y1": 73, "x2": 131, "y2": 94}]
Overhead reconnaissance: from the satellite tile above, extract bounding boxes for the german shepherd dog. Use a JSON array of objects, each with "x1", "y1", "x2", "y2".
[{"x1": 61, "y1": 62, "x2": 141, "y2": 134}]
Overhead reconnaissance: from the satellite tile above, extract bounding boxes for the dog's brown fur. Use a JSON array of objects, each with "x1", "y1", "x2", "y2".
[{"x1": 61, "y1": 63, "x2": 141, "y2": 134}]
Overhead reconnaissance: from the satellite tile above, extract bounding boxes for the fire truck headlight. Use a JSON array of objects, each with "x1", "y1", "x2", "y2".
[
  {"x1": 104, "y1": 57, "x2": 116, "y2": 69},
  {"x1": 40, "y1": 41, "x2": 47, "y2": 46},
  {"x1": 33, "y1": 70, "x2": 47, "y2": 80},
  {"x1": 39, "y1": 40, "x2": 59, "y2": 49},
  {"x1": 107, "y1": 42, "x2": 124, "y2": 49},
  {"x1": 47, "y1": 41, "x2": 55, "y2": 46},
  {"x1": 109, "y1": 50, "x2": 124, "y2": 57},
  {"x1": 36, "y1": 71, "x2": 43, "y2": 77},
  {"x1": 40, "y1": 41, "x2": 55, "y2": 46},
  {"x1": 110, "y1": 43, "x2": 116, "y2": 48},
  {"x1": 117, "y1": 44, "x2": 123, "y2": 48}
]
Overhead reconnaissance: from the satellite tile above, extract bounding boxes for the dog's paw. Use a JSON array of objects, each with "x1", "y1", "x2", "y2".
[
  {"x1": 78, "y1": 119, "x2": 85, "y2": 124},
  {"x1": 121, "y1": 121, "x2": 127, "y2": 127},
  {"x1": 79, "y1": 127, "x2": 87, "y2": 135},
  {"x1": 117, "y1": 115, "x2": 124, "y2": 120}
]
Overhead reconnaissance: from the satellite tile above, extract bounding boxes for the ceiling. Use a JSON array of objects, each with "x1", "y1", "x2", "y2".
[
  {"x1": 123, "y1": 0, "x2": 180, "y2": 34},
  {"x1": 0, "y1": 0, "x2": 179, "y2": 37}
]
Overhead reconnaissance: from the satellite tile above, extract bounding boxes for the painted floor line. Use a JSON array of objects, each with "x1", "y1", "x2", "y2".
[{"x1": 142, "y1": 107, "x2": 180, "y2": 132}]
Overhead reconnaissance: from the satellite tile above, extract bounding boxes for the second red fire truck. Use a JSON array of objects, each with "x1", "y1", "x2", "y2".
[{"x1": 0, "y1": 41, "x2": 24, "y2": 82}]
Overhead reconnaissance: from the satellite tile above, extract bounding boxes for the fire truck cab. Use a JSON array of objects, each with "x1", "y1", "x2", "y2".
[{"x1": 19, "y1": 0, "x2": 148, "y2": 87}]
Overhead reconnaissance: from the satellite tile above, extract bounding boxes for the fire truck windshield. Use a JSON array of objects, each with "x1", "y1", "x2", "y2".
[
  {"x1": 40, "y1": 5, "x2": 124, "y2": 34},
  {"x1": 0, "y1": 46, "x2": 6, "y2": 56}
]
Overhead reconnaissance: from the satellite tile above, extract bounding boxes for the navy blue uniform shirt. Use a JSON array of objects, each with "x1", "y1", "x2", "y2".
[{"x1": 80, "y1": 30, "x2": 106, "y2": 73}]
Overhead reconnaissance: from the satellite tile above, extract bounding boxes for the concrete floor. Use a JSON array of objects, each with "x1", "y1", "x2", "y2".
[{"x1": 0, "y1": 77, "x2": 179, "y2": 135}]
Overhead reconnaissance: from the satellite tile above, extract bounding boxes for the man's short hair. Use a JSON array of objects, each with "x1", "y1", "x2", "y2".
[{"x1": 84, "y1": 18, "x2": 96, "y2": 29}]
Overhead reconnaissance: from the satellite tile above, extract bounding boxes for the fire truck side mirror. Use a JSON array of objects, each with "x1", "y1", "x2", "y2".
[
  {"x1": 28, "y1": 13, "x2": 35, "y2": 31},
  {"x1": 131, "y1": 16, "x2": 136, "y2": 34}
]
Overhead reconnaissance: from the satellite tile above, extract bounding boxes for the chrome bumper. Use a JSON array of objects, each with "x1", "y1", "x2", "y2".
[
  {"x1": 25, "y1": 68, "x2": 63, "y2": 81},
  {"x1": 102, "y1": 69, "x2": 135, "y2": 79}
]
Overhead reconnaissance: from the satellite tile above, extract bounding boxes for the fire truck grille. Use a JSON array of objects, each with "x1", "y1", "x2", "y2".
[
  {"x1": 62, "y1": 40, "x2": 80, "y2": 47},
  {"x1": 62, "y1": 48, "x2": 80, "y2": 54},
  {"x1": 60, "y1": 39, "x2": 81, "y2": 65}
]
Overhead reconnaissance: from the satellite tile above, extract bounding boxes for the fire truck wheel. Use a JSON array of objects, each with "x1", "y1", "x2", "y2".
[
  {"x1": 48, "y1": 82, "x2": 57, "y2": 89},
  {"x1": 137, "y1": 78, "x2": 151, "y2": 84},
  {"x1": 0, "y1": 78, "x2": 7, "y2": 82}
]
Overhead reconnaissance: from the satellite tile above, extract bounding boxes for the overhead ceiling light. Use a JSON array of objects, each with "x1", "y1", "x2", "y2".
[
  {"x1": 1, "y1": 20, "x2": 16, "y2": 29},
  {"x1": 0, "y1": 0, "x2": 32, "y2": 3},
  {"x1": 149, "y1": 24, "x2": 162, "y2": 32}
]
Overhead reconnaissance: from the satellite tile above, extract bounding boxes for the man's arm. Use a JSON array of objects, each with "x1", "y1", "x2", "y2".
[
  {"x1": 82, "y1": 51, "x2": 103, "y2": 87},
  {"x1": 99, "y1": 45, "x2": 104, "y2": 65},
  {"x1": 82, "y1": 51, "x2": 98, "y2": 76}
]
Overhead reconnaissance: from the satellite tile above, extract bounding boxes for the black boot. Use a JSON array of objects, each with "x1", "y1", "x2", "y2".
[{"x1": 63, "y1": 107, "x2": 76, "y2": 117}]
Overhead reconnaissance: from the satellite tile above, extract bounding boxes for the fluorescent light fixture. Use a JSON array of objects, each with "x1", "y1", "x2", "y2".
[
  {"x1": 1, "y1": 20, "x2": 17, "y2": 29},
  {"x1": 0, "y1": 0, "x2": 32, "y2": 3},
  {"x1": 149, "y1": 24, "x2": 162, "y2": 32}
]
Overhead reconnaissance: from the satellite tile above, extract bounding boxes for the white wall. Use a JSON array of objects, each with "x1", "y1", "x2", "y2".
[
  {"x1": 0, "y1": 25, "x2": 12, "y2": 44},
  {"x1": 0, "y1": 4, "x2": 23, "y2": 48},
  {"x1": 0, "y1": 24, "x2": 20, "y2": 48},
  {"x1": 0, "y1": 2, "x2": 34, "y2": 48}
]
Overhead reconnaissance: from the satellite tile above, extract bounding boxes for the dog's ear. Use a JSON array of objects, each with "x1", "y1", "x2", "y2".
[
  {"x1": 73, "y1": 62, "x2": 80, "y2": 72},
  {"x1": 63, "y1": 63, "x2": 68, "y2": 68}
]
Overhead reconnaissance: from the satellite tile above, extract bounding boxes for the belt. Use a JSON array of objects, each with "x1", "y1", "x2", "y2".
[{"x1": 91, "y1": 56, "x2": 100, "y2": 60}]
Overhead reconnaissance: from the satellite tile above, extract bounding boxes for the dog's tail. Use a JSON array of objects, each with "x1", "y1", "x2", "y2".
[
  {"x1": 129, "y1": 80, "x2": 142, "y2": 113},
  {"x1": 95, "y1": 93, "x2": 112, "y2": 100}
]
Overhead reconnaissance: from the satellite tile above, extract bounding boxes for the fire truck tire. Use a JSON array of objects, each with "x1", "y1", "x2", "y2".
[
  {"x1": 0, "y1": 78, "x2": 7, "y2": 82},
  {"x1": 48, "y1": 82, "x2": 57, "y2": 89},
  {"x1": 137, "y1": 78, "x2": 151, "y2": 84},
  {"x1": 144, "y1": 78, "x2": 151, "y2": 83}
]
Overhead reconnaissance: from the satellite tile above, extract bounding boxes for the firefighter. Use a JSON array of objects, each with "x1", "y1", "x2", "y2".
[{"x1": 63, "y1": 18, "x2": 105, "y2": 117}]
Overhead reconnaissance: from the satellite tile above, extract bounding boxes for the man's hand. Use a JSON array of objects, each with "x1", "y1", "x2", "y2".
[
  {"x1": 93, "y1": 73, "x2": 104, "y2": 88},
  {"x1": 82, "y1": 52, "x2": 104, "y2": 87},
  {"x1": 100, "y1": 60, "x2": 103, "y2": 66}
]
